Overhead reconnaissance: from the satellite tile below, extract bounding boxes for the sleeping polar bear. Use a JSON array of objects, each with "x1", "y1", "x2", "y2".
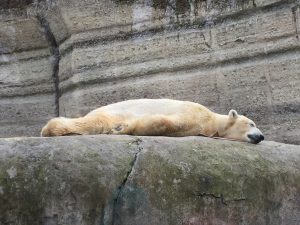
[{"x1": 41, "y1": 99, "x2": 264, "y2": 144}]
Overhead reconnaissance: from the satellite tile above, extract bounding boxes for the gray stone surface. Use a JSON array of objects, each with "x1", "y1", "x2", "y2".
[
  {"x1": 0, "y1": 135, "x2": 299, "y2": 225},
  {"x1": 0, "y1": 8, "x2": 56, "y2": 137},
  {"x1": 0, "y1": 0, "x2": 299, "y2": 144}
]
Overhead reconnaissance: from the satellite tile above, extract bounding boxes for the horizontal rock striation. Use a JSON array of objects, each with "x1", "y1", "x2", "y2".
[{"x1": 0, "y1": 135, "x2": 299, "y2": 225}]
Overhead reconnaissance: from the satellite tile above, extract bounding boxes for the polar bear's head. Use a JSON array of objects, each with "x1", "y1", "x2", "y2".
[{"x1": 222, "y1": 110, "x2": 264, "y2": 144}]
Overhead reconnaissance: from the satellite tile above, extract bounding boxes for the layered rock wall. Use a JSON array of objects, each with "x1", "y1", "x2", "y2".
[
  {"x1": 0, "y1": 136, "x2": 299, "y2": 225},
  {"x1": 0, "y1": 0, "x2": 299, "y2": 144},
  {"x1": 0, "y1": 4, "x2": 57, "y2": 137}
]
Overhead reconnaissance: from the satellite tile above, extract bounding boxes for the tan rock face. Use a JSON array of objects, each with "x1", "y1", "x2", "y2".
[
  {"x1": 0, "y1": 0, "x2": 299, "y2": 144},
  {"x1": 0, "y1": 136, "x2": 299, "y2": 225}
]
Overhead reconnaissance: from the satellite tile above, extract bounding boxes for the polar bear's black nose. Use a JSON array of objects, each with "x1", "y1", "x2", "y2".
[{"x1": 248, "y1": 134, "x2": 264, "y2": 144}]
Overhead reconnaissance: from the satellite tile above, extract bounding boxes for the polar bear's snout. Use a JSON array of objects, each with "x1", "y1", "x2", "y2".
[
  {"x1": 247, "y1": 134, "x2": 264, "y2": 144},
  {"x1": 247, "y1": 127, "x2": 264, "y2": 144}
]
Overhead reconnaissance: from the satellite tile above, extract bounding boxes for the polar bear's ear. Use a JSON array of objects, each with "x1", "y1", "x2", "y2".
[{"x1": 228, "y1": 109, "x2": 238, "y2": 120}]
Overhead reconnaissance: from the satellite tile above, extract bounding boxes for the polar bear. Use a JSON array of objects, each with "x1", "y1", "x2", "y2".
[{"x1": 41, "y1": 99, "x2": 264, "y2": 144}]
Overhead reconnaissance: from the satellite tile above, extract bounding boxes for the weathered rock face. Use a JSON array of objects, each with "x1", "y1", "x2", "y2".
[
  {"x1": 0, "y1": 4, "x2": 56, "y2": 137},
  {"x1": 0, "y1": 135, "x2": 299, "y2": 225},
  {"x1": 0, "y1": 0, "x2": 300, "y2": 144}
]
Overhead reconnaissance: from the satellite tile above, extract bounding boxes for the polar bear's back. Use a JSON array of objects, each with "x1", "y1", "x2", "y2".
[{"x1": 87, "y1": 99, "x2": 208, "y2": 118}]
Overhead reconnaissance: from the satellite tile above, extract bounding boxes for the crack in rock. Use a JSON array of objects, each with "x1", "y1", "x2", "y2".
[
  {"x1": 201, "y1": 32, "x2": 212, "y2": 49},
  {"x1": 36, "y1": 14, "x2": 61, "y2": 117},
  {"x1": 194, "y1": 192, "x2": 246, "y2": 206},
  {"x1": 292, "y1": 6, "x2": 299, "y2": 40},
  {"x1": 111, "y1": 138, "x2": 143, "y2": 225},
  {"x1": 100, "y1": 205, "x2": 105, "y2": 225}
]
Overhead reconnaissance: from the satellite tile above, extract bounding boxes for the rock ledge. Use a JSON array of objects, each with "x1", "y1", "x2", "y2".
[{"x1": 0, "y1": 135, "x2": 299, "y2": 225}]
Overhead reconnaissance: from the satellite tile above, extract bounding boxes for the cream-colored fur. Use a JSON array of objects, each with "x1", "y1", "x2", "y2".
[{"x1": 41, "y1": 99, "x2": 264, "y2": 143}]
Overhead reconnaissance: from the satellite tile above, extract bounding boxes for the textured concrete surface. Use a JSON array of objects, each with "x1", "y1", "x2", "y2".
[
  {"x1": 0, "y1": 8, "x2": 56, "y2": 137},
  {"x1": 0, "y1": 135, "x2": 299, "y2": 225},
  {"x1": 0, "y1": 0, "x2": 299, "y2": 144}
]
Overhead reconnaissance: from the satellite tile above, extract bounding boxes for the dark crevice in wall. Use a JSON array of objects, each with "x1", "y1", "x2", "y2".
[
  {"x1": 36, "y1": 14, "x2": 60, "y2": 117},
  {"x1": 194, "y1": 192, "x2": 247, "y2": 206},
  {"x1": 194, "y1": 192, "x2": 228, "y2": 205},
  {"x1": 201, "y1": 32, "x2": 212, "y2": 49},
  {"x1": 111, "y1": 138, "x2": 143, "y2": 225},
  {"x1": 100, "y1": 205, "x2": 105, "y2": 225},
  {"x1": 292, "y1": 6, "x2": 299, "y2": 39}
]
